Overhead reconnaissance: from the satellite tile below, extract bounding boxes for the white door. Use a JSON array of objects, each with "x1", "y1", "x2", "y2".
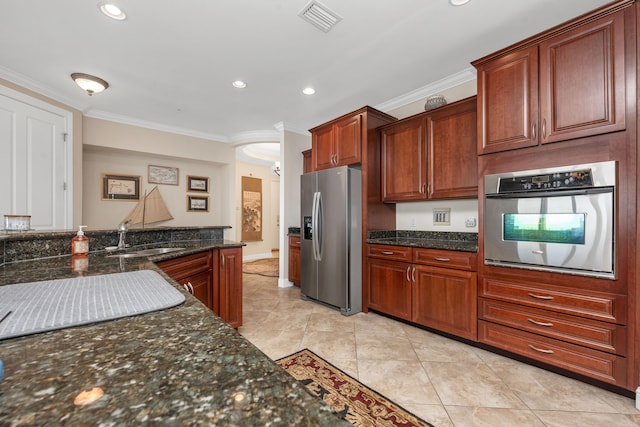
[{"x1": 0, "y1": 90, "x2": 71, "y2": 230}]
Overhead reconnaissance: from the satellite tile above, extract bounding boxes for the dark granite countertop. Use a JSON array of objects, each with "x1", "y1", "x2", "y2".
[
  {"x1": 366, "y1": 230, "x2": 478, "y2": 253},
  {"x1": 0, "y1": 233, "x2": 348, "y2": 426},
  {"x1": 287, "y1": 227, "x2": 301, "y2": 236}
]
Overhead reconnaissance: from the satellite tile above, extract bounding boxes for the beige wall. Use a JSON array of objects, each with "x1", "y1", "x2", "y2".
[
  {"x1": 0, "y1": 78, "x2": 83, "y2": 227},
  {"x1": 83, "y1": 117, "x2": 238, "y2": 236},
  {"x1": 235, "y1": 161, "x2": 280, "y2": 259}
]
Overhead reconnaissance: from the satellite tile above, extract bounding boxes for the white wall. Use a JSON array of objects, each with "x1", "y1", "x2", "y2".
[
  {"x1": 235, "y1": 161, "x2": 280, "y2": 260},
  {"x1": 388, "y1": 80, "x2": 479, "y2": 233},
  {"x1": 280, "y1": 129, "x2": 310, "y2": 287}
]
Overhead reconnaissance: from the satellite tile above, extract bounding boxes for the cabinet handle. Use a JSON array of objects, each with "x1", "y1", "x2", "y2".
[
  {"x1": 221, "y1": 254, "x2": 225, "y2": 269},
  {"x1": 381, "y1": 251, "x2": 394, "y2": 255},
  {"x1": 183, "y1": 282, "x2": 194, "y2": 295},
  {"x1": 406, "y1": 266, "x2": 411, "y2": 282},
  {"x1": 434, "y1": 257, "x2": 450, "y2": 262},
  {"x1": 421, "y1": 183, "x2": 426, "y2": 194},
  {"x1": 532, "y1": 122, "x2": 536, "y2": 141},
  {"x1": 542, "y1": 119, "x2": 547, "y2": 139},
  {"x1": 527, "y1": 318, "x2": 554, "y2": 327},
  {"x1": 411, "y1": 267, "x2": 415, "y2": 282},
  {"x1": 528, "y1": 344, "x2": 554, "y2": 354},
  {"x1": 528, "y1": 293, "x2": 554, "y2": 301}
]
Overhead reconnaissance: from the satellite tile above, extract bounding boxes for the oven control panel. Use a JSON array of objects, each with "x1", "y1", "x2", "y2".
[{"x1": 498, "y1": 168, "x2": 594, "y2": 192}]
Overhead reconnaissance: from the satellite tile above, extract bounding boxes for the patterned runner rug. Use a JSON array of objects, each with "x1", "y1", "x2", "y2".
[
  {"x1": 276, "y1": 349, "x2": 434, "y2": 427},
  {"x1": 242, "y1": 257, "x2": 279, "y2": 277}
]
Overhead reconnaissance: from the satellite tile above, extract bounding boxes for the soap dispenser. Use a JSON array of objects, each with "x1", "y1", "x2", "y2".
[{"x1": 72, "y1": 225, "x2": 89, "y2": 256}]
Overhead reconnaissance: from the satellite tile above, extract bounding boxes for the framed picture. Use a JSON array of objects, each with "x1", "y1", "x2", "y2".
[
  {"x1": 187, "y1": 195, "x2": 209, "y2": 212},
  {"x1": 102, "y1": 174, "x2": 141, "y2": 200},
  {"x1": 241, "y1": 176, "x2": 262, "y2": 242},
  {"x1": 148, "y1": 165, "x2": 179, "y2": 185},
  {"x1": 187, "y1": 175, "x2": 209, "y2": 193}
]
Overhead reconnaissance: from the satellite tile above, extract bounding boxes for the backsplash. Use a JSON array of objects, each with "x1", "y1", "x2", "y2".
[
  {"x1": 0, "y1": 226, "x2": 228, "y2": 265},
  {"x1": 395, "y1": 199, "x2": 479, "y2": 232}
]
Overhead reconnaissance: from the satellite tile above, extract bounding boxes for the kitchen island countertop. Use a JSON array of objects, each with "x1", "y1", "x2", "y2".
[{"x1": 0, "y1": 237, "x2": 347, "y2": 426}]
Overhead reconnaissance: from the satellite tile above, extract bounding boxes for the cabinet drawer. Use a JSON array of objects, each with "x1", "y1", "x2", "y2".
[
  {"x1": 157, "y1": 250, "x2": 212, "y2": 280},
  {"x1": 479, "y1": 321, "x2": 627, "y2": 386},
  {"x1": 413, "y1": 248, "x2": 477, "y2": 271},
  {"x1": 289, "y1": 235, "x2": 301, "y2": 247},
  {"x1": 479, "y1": 298, "x2": 626, "y2": 355},
  {"x1": 479, "y1": 277, "x2": 626, "y2": 324},
  {"x1": 366, "y1": 244, "x2": 412, "y2": 262}
]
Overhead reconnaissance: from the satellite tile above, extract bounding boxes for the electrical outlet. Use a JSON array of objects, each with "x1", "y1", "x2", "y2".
[
  {"x1": 410, "y1": 217, "x2": 417, "y2": 229},
  {"x1": 433, "y1": 208, "x2": 450, "y2": 225},
  {"x1": 465, "y1": 217, "x2": 477, "y2": 228}
]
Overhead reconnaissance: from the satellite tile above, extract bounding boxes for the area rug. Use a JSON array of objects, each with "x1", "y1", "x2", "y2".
[
  {"x1": 242, "y1": 257, "x2": 279, "y2": 277},
  {"x1": 276, "y1": 349, "x2": 434, "y2": 427}
]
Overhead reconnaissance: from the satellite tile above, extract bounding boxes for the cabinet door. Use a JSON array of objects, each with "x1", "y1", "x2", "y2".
[
  {"x1": 539, "y1": 11, "x2": 625, "y2": 144},
  {"x1": 312, "y1": 125, "x2": 335, "y2": 171},
  {"x1": 367, "y1": 258, "x2": 412, "y2": 320},
  {"x1": 412, "y1": 265, "x2": 477, "y2": 340},
  {"x1": 302, "y1": 149, "x2": 312, "y2": 174},
  {"x1": 381, "y1": 116, "x2": 428, "y2": 202},
  {"x1": 288, "y1": 235, "x2": 301, "y2": 286},
  {"x1": 334, "y1": 114, "x2": 362, "y2": 166},
  {"x1": 476, "y1": 46, "x2": 539, "y2": 154},
  {"x1": 179, "y1": 270, "x2": 212, "y2": 310},
  {"x1": 428, "y1": 99, "x2": 478, "y2": 198},
  {"x1": 218, "y1": 247, "x2": 243, "y2": 328}
]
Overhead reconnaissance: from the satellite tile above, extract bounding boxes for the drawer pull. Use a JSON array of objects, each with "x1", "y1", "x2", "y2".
[
  {"x1": 434, "y1": 257, "x2": 450, "y2": 262},
  {"x1": 528, "y1": 344, "x2": 554, "y2": 354},
  {"x1": 527, "y1": 318, "x2": 554, "y2": 327},
  {"x1": 528, "y1": 293, "x2": 554, "y2": 300},
  {"x1": 381, "y1": 251, "x2": 394, "y2": 255}
]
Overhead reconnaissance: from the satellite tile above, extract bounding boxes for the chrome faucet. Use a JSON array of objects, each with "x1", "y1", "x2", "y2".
[{"x1": 117, "y1": 220, "x2": 130, "y2": 249}]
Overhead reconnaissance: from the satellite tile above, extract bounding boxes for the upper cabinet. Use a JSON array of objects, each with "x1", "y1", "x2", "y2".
[
  {"x1": 474, "y1": 9, "x2": 626, "y2": 155},
  {"x1": 380, "y1": 97, "x2": 478, "y2": 202},
  {"x1": 310, "y1": 107, "x2": 396, "y2": 171}
]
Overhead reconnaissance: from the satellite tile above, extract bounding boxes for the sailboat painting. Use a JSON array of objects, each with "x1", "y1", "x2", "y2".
[{"x1": 121, "y1": 186, "x2": 173, "y2": 227}]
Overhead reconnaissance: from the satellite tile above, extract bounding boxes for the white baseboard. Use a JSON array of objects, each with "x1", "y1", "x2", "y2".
[{"x1": 242, "y1": 252, "x2": 274, "y2": 262}]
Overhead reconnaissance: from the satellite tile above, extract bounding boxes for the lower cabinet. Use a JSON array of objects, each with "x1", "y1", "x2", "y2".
[
  {"x1": 157, "y1": 247, "x2": 243, "y2": 328},
  {"x1": 366, "y1": 244, "x2": 477, "y2": 339},
  {"x1": 217, "y1": 247, "x2": 243, "y2": 329},
  {"x1": 157, "y1": 251, "x2": 213, "y2": 309},
  {"x1": 288, "y1": 235, "x2": 301, "y2": 286}
]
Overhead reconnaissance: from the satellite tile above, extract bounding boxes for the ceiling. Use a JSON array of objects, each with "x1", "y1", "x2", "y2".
[{"x1": 0, "y1": 0, "x2": 612, "y2": 152}]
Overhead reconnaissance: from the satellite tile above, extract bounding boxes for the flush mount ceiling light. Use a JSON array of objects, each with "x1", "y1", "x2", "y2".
[
  {"x1": 232, "y1": 80, "x2": 247, "y2": 89},
  {"x1": 302, "y1": 87, "x2": 316, "y2": 95},
  {"x1": 98, "y1": 2, "x2": 127, "y2": 20},
  {"x1": 449, "y1": 0, "x2": 471, "y2": 6},
  {"x1": 71, "y1": 73, "x2": 109, "y2": 96}
]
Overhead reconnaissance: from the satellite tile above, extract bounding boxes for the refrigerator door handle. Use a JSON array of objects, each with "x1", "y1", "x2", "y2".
[{"x1": 312, "y1": 191, "x2": 322, "y2": 261}]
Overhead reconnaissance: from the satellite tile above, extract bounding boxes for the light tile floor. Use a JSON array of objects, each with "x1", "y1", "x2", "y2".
[{"x1": 238, "y1": 273, "x2": 640, "y2": 427}]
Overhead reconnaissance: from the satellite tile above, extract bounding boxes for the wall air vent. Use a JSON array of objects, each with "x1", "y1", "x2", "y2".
[{"x1": 298, "y1": 0, "x2": 342, "y2": 33}]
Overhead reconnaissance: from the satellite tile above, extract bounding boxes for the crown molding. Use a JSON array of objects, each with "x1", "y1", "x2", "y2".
[{"x1": 375, "y1": 67, "x2": 477, "y2": 112}]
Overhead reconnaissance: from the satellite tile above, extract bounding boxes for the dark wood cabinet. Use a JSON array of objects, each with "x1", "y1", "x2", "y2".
[
  {"x1": 157, "y1": 251, "x2": 213, "y2": 309},
  {"x1": 380, "y1": 97, "x2": 477, "y2": 202},
  {"x1": 474, "y1": 9, "x2": 626, "y2": 154},
  {"x1": 312, "y1": 113, "x2": 362, "y2": 170},
  {"x1": 366, "y1": 244, "x2": 477, "y2": 338},
  {"x1": 302, "y1": 149, "x2": 312, "y2": 174},
  {"x1": 217, "y1": 247, "x2": 243, "y2": 329},
  {"x1": 157, "y1": 247, "x2": 243, "y2": 328},
  {"x1": 288, "y1": 235, "x2": 301, "y2": 286}
]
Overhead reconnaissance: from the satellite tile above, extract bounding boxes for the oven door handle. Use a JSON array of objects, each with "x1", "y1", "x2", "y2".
[{"x1": 485, "y1": 187, "x2": 613, "y2": 199}]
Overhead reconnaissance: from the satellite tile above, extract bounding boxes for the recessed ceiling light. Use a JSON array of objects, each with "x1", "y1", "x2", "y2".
[
  {"x1": 98, "y1": 2, "x2": 127, "y2": 20},
  {"x1": 302, "y1": 87, "x2": 316, "y2": 95},
  {"x1": 449, "y1": 0, "x2": 471, "y2": 6},
  {"x1": 232, "y1": 80, "x2": 247, "y2": 89}
]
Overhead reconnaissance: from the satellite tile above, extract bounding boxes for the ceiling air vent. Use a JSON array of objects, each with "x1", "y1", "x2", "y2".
[{"x1": 298, "y1": 0, "x2": 342, "y2": 33}]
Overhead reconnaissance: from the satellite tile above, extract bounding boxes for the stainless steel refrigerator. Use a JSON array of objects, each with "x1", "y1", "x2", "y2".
[{"x1": 300, "y1": 166, "x2": 362, "y2": 316}]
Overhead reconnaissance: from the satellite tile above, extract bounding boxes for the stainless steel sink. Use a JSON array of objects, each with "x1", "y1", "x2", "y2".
[{"x1": 108, "y1": 247, "x2": 185, "y2": 258}]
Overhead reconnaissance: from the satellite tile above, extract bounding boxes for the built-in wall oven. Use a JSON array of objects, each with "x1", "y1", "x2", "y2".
[{"x1": 483, "y1": 161, "x2": 616, "y2": 279}]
